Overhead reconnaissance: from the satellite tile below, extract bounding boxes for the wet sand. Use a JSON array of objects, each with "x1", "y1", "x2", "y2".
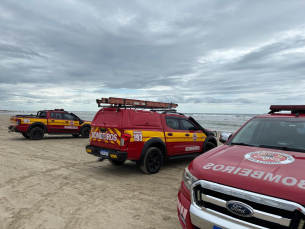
[{"x1": 0, "y1": 115, "x2": 222, "y2": 229}]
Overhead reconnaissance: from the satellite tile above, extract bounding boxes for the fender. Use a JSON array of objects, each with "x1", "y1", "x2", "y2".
[
  {"x1": 202, "y1": 135, "x2": 217, "y2": 152},
  {"x1": 28, "y1": 122, "x2": 48, "y2": 133},
  {"x1": 80, "y1": 124, "x2": 91, "y2": 133},
  {"x1": 138, "y1": 137, "x2": 167, "y2": 166}
]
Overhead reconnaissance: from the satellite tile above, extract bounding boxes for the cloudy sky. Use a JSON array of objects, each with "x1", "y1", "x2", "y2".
[{"x1": 0, "y1": 0, "x2": 305, "y2": 113}]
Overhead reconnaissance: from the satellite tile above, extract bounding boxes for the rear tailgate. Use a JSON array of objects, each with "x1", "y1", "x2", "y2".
[{"x1": 90, "y1": 110, "x2": 122, "y2": 150}]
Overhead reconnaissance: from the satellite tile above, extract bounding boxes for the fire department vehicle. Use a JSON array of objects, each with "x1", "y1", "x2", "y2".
[
  {"x1": 8, "y1": 109, "x2": 91, "y2": 140},
  {"x1": 85, "y1": 97, "x2": 217, "y2": 174},
  {"x1": 178, "y1": 105, "x2": 305, "y2": 229}
]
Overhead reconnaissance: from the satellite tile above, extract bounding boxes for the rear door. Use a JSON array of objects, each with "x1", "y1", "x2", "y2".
[{"x1": 48, "y1": 112, "x2": 64, "y2": 133}]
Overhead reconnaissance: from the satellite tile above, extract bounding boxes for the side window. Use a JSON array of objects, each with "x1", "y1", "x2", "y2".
[
  {"x1": 50, "y1": 112, "x2": 62, "y2": 119},
  {"x1": 166, "y1": 118, "x2": 180, "y2": 130},
  {"x1": 181, "y1": 119, "x2": 197, "y2": 131},
  {"x1": 63, "y1": 113, "x2": 77, "y2": 120},
  {"x1": 38, "y1": 111, "x2": 46, "y2": 118}
]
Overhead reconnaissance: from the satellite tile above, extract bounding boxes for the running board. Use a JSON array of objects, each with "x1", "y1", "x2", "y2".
[{"x1": 165, "y1": 153, "x2": 201, "y2": 160}]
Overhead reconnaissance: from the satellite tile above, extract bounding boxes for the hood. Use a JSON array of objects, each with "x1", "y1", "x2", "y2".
[{"x1": 189, "y1": 145, "x2": 305, "y2": 205}]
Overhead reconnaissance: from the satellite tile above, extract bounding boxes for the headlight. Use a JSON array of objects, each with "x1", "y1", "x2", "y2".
[{"x1": 182, "y1": 167, "x2": 198, "y2": 190}]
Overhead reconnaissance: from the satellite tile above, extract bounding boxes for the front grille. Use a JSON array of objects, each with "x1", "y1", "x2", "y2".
[
  {"x1": 202, "y1": 188, "x2": 293, "y2": 219},
  {"x1": 204, "y1": 202, "x2": 287, "y2": 229},
  {"x1": 191, "y1": 180, "x2": 305, "y2": 229}
]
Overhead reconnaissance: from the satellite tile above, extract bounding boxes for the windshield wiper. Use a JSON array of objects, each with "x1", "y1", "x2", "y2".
[
  {"x1": 231, "y1": 142, "x2": 256, "y2": 147},
  {"x1": 258, "y1": 145, "x2": 305, "y2": 153}
]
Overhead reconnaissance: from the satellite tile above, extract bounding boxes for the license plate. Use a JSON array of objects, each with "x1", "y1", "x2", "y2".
[
  {"x1": 100, "y1": 150, "x2": 109, "y2": 156},
  {"x1": 213, "y1": 226, "x2": 222, "y2": 229}
]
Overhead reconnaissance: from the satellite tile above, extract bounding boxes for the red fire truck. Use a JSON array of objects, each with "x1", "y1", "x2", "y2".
[
  {"x1": 8, "y1": 109, "x2": 91, "y2": 140},
  {"x1": 86, "y1": 97, "x2": 217, "y2": 174}
]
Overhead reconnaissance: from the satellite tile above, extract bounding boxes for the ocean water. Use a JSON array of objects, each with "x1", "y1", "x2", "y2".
[
  {"x1": 2, "y1": 111, "x2": 258, "y2": 133},
  {"x1": 75, "y1": 111, "x2": 258, "y2": 133}
]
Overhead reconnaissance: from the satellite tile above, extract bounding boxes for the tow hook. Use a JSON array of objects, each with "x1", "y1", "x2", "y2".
[{"x1": 96, "y1": 158, "x2": 105, "y2": 162}]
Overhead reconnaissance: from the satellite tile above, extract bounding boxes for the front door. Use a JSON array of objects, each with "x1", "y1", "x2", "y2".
[
  {"x1": 61, "y1": 113, "x2": 80, "y2": 133},
  {"x1": 180, "y1": 118, "x2": 205, "y2": 153}
]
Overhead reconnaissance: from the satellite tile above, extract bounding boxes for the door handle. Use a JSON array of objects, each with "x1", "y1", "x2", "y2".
[
  {"x1": 65, "y1": 121, "x2": 68, "y2": 123},
  {"x1": 167, "y1": 133, "x2": 173, "y2": 136},
  {"x1": 185, "y1": 134, "x2": 190, "y2": 136},
  {"x1": 51, "y1": 120, "x2": 54, "y2": 122}
]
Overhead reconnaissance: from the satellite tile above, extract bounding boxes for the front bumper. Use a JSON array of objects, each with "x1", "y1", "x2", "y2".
[
  {"x1": 8, "y1": 126, "x2": 18, "y2": 132},
  {"x1": 178, "y1": 182, "x2": 267, "y2": 229},
  {"x1": 190, "y1": 205, "x2": 266, "y2": 229},
  {"x1": 86, "y1": 145, "x2": 128, "y2": 162}
]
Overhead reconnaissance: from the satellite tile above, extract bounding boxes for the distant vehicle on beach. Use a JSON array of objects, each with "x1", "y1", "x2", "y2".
[
  {"x1": 178, "y1": 105, "x2": 305, "y2": 229},
  {"x1": 8, "y1": 109, "x2": 91, "y2": 140},
  {"x1": 86, "y1": 97, "x2": 217, "y2": 174}
]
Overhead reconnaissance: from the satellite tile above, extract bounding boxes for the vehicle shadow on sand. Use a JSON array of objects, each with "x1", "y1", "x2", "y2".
[{"x1": 84, "y1": 156, "x2": 195, "y2": 177}]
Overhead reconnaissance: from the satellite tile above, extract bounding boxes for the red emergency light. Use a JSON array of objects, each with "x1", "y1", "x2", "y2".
[{"x1": 269, "y1": 105, "x2": 305, "y2": 113}]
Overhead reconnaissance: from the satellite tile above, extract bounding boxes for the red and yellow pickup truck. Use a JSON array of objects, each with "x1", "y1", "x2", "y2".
[{"x1": 8, "y1": 109, "x2": 91, "y2": 140}]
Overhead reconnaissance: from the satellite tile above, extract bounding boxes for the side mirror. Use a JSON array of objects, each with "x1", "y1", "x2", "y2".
[{"x1": 219, "y1": 132, "x2": 233, "y2": 144}]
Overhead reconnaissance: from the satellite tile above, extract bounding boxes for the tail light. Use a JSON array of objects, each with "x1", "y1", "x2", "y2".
[{"x1": 120, "y1": 133, "x2": 131, "y2": 149}]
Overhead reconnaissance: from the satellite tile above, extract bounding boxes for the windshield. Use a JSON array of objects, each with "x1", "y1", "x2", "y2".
[{"x1": 231, "y1": 117, "x2": 305, "y2": 152}]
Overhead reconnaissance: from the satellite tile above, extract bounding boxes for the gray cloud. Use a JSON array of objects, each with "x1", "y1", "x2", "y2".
[{"x1": 0, "y1": 0, "x2": 305, "y2": 112}]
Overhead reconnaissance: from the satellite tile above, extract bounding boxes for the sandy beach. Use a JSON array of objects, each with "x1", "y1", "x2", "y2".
[{"x1": 1, "y1": 115, "x2": 222, "y2": 229}]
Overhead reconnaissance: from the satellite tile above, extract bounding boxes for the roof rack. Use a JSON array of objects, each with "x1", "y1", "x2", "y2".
[
  {"x1": 96, "y1": 97, "x2": 178, "y2": 111},
  {"x1": 269, "y1": 105, "x2": 305, "y2": 114}
]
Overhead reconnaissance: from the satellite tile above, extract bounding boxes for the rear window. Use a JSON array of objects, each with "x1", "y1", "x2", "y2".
[
  {"x1": 93, "y1": 110, "x2": 122, "y2": 126},
  {"x1": 129, "y1": 111, "x2": 161, "y2": 127}
]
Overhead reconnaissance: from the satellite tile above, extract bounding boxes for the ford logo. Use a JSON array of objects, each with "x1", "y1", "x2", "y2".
[{"x1": 226, "y1": 201, "x2": 254, "y2": 217}]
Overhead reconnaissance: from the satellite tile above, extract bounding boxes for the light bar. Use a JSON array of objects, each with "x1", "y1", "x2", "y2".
[{"x1": 270, "y1": 105, "x2": 305, "y2": 112}]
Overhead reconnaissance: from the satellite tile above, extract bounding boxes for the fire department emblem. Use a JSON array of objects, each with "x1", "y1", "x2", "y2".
[
  {"x1": 244, "y1": 151, "x2": 295, "y2": 164},
  {"x1": 193, "y1": 133, "x2": 197, "y2": 141},
  {"x1": 69, "y1": 121, "x2": 74, "y2": 126}
]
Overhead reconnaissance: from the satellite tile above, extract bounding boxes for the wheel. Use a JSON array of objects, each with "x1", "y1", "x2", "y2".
[
  {"x1": 140, "y1": 147, "x2": 163, "y2": 174},
  {"x1": 108, "y1": 159, "x2": 125, "y2": 165},
  {"x1": 72, "y1": 134, "x2": 80, "y2": 137},
  {"x1": 204, "y1": 142, "x2": 216, "y2": 152},
  {"x1": 29, "y1": 127, "x2": 44, "y2": 140},
  {"x1": 81, "y1": 127, "x2": 90, "y2": 138},
  {"x1": 22, "y1": 133, "x2": 30, "y2": 138}
]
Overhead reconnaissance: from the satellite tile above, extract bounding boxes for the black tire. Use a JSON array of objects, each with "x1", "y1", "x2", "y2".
[
  {"x1": 72, "y1": 134, "x2": 80, "y2": 137},
  {"x1": 30, "y1": 127, "x2": 44, "y2": 140},
  {"x1": 108, "y1": 159, "x2": 125, "y2": 165},
  {"x1": 22, "y1": 133, "x2": 30, "y2": 138},
  {"x1": 204, "y1": 142, "x2": 216, "y2": 152},
  {"x1": 81, "y1": 127, "x2": 90, "y2": 138},
  {"x1": 140, "y1": 147, "x2": 163, "y2": 174}
]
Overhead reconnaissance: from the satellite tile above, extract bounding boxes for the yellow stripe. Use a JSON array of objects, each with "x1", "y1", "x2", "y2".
[
  {"x1": 124, "y1": 130, "x2": 165, "y2": 143},
  {"x1": 20, "y1": 118, "x2": 48, "y2": 125},
  {"x1": 114, "y1": 128, "x2": 121, "y2": 137},
  {"x1": 164, "y1": 132, "x2": 207, "y2": 142},
  {"x1": 114, "y1": 128, "x2": 121, "y2": 145},
  {"x1": 107, "y1": 128, "x2": 115, "y2": 144}
]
